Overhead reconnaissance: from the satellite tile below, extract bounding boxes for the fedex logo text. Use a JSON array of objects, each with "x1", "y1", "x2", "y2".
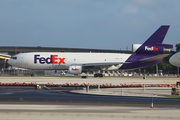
[
  {"x1": 145, "y1": 46, "x2": 158, "y2": 51},
  {"x1": 34, "y1": 55, "x2": 66, "y2": 64},
  {"x1": 72, "y1": 68, "x2": 79, "y2": 71}
]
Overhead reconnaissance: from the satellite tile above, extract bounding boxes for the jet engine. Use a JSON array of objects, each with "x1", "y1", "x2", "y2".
[
  {"x1": 132, "y1": 44, "x2": 172, "y2": 54},
  {"x1": 69, "y1": 66, "x2": 82, "y2": 74}
]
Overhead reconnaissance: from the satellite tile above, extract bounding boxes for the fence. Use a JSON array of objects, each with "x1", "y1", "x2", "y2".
[{"x1": 0, "y1": 68, "x2": 179, "y2": 77}]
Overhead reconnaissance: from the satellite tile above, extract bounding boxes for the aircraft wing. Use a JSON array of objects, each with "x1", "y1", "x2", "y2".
[
  {"x1": 139, "y1": 54, "x2": 170, "y2": 62},
  {"x1": 82, "y1": 62, "x2": 124, "y2": 67},
  {"x1": 71, "y1": 62, "x2": 124, "y2": 67}
]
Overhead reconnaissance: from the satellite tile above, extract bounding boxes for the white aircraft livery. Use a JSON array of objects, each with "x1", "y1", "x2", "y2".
[
  {"x1": 8, "y1": 25, "x2": 173, "y2": 77},
  {"x1": 169, "y1": 52, "x2": 180, "y2": 67}
]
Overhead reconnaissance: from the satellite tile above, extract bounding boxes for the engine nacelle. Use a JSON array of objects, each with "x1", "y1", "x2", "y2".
[
  {"x1": 69, "y1": 66, "x2": 82, "y2": 74},
  {"x1": 132, "y1": 44, "x2": 171, "y2": 54},
  {"x1": 132, "y1": 44, "x2": 142, "y2": 53}
]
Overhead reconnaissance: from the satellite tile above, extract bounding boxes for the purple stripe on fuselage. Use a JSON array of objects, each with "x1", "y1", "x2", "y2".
[{"x1": 119, "y1": 54, "x2": 162, "y2": 70}]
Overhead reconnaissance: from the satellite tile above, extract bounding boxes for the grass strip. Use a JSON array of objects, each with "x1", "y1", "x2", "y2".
[{"x1": 158, "y1": 95, "x2": 180, "y2": 98}]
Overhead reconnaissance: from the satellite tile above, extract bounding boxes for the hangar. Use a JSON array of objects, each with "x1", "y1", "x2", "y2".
[
  {"x1": 0, "y1": 46, "x2": 132, "y2": 55},
  {"x1": 0, "y1": 54, "x2": 11, "y2": 68}
]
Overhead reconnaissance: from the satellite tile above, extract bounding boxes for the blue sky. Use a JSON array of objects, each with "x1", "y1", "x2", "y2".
[{"x1": 0, "y1": 0, "x2": 180, "y2": 50}]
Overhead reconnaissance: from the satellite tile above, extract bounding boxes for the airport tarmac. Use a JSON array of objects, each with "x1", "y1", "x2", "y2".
[
  {"x1": 0, "y1": 104, "x2": 180, "y2": 120},
  {"x1": 0, "y1": 76, "x2": 180, "y2": 120},
  {"x1": 0, "y1": 86, "x2": 179, "y2": 107},
  {"x1": 0, "y1": 76, "x2": 179, "y2": 85},
  {"x1": 0, "y1": 86, "x2": 180, "y2": 120},
  {"x1": 0, "y1": 76, "x2": 178, "y2": 98}
]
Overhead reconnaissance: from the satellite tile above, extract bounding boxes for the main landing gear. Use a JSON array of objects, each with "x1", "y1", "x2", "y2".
[
  {"x1": 94, "y1": 73, "x2": 103, "y2": 78},
  {"x1": 31, "y1": 73, "x2": 35, "y2": 77}
]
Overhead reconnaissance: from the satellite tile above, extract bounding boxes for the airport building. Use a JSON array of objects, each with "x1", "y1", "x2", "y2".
[{"x1": 0, "y1": 54, "x2": 11, "y2": 69}]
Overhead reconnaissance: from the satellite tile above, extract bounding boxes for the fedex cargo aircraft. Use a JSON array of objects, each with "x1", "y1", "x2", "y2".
[{"x1": 8, "y1": 25, "x2": 173, "y2": 77}]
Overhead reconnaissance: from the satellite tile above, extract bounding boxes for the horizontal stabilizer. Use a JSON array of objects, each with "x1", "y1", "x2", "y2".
[
  {"x1": 71, "y1": 62, "x2": 126, "y2": 67},
  {"x1": 139, "y1": 54, "x2": 170, "y2": 62}
]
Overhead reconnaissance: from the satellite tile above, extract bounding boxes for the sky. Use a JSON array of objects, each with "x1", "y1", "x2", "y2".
[{"x1": 0, "y1": 0, "x2": 180, "y2": 51}]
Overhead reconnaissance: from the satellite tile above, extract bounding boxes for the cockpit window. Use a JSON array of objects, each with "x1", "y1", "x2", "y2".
[{"x1": 12, "y1": 57, "x2": 17, "y2": 60}]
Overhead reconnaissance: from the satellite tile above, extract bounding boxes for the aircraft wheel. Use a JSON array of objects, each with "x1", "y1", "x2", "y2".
[
  {"x1": 94, "y1": 74, "x2": 98, "y2": 77},
  {"x1": 81, "y1": 76, "x2": 87, "y2": 78},
  {"x1": 99, "y1": 74, "x2": 103, "y2": 78}
]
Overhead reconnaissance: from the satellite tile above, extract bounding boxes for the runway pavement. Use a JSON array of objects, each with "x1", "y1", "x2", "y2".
[
  {"x1": 0, "y1": 86, "x2": 179, "y2": 107},
  {"x1": 0, "y1": 77, "x2": 180, "y2": 120},
  {"x1": 0, "y1": 104, "x2": 180, "y2": 120},
  {"x1": 0, "y1": 77, "x2": 179, "y2": 106},
  {"x1": 0, "y1": 76, "x2": 179, "y2": 84},
  {"x1": 0, "y1": 87, "x2": 180, "y2": 120}
]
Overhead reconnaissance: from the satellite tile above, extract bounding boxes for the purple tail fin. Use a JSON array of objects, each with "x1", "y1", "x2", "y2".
[
  {"x1": 133, "y1": 25, "x2": 173, "y2": 54},
  {"x1": 143, "y1": 25, "x2": 170, "y2": 46}
]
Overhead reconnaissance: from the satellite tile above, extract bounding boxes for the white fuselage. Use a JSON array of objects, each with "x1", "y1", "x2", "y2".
[
  {"x1": 8, "y1": 52, "x2": 131, "y2": 71},
  {"x1": 169, "y1": 52, "x2": 180, "y2": 67}
]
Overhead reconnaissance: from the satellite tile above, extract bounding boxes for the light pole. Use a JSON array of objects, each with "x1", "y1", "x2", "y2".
[
  {"x1": 177, "y1": 67, "x2": 179, "y2": 77},
  {"x1": 156, "y1": 64, "x2": 158, "y2": 75}
]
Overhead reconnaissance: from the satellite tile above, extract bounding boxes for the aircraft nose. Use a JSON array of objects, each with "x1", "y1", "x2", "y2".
[
  {"x1": 169, "y1": 54, "x2": 180, "y2": 67},
  {"x1": 7, "y1": 59, "x2": 13, "y2": 65},
  {"x1": 169, "y1": 55, "x2": 175, "y2": 65}
]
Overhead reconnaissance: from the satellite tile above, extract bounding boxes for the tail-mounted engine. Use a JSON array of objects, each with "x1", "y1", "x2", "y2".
[{"x1": 132, "y1": 44, "x2": 172, "y2": 54}]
